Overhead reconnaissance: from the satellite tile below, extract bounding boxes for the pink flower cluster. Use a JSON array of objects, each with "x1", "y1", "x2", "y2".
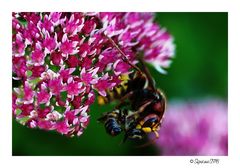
[
  {"x1": 12, "y1": 12, "x2": 175, "y2": 136},
  {"x1": 153, "y1": 100, "x2": 228, "y2": 155}
]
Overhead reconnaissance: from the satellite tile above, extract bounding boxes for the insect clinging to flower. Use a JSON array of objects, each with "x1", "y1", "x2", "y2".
[{"x1": 98, "y1": 35, "x2": 167, "y2": 142}]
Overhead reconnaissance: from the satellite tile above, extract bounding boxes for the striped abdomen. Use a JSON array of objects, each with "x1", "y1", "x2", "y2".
[{"x1": 104, "y1": 118, "x2": 122, "y2": 136}]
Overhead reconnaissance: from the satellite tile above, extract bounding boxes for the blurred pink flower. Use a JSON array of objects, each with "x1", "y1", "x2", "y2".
[
  {"x1": 12, "y1": 12, "x2": 175, "y2": 137},
  {"x1": 153, "y1": 100, "x2": 228, "y2": 156}
]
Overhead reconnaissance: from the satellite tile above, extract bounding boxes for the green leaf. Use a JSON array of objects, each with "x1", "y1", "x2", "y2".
[
  {"x1": 17, "y1": 17, "x2": 27, "y2": 27},
  {"x1": 72, "y1": 68, "x2": 80, "y2": 76},
  {"x1": 39, "y1": 103, "x2": 46, "y2": 109},
  {"x1": 26, "y1": 70, "x2": 33, "y2": 77},
  {"x1": 50, "y1": 97, "x2": 56, "y2": 105},
  {"x1": 29, "y1": 78, "x2": 41, "y2": 86},
  {"x1": 44, "y1": 54, "x2": 51, "y2": 65},
  {"x1": 49, "y1": 64, "x2": 60, "y2": 73},
  {"x1": 54, "y1": 106, "x2": 66, "y2": 114},
  {"x1": 24, "y1": 45, "x2": 32, "y2": 56},
  {"x1": 17, "y1": 116, "x2": 30, "y2": 125},
  {"x1": 15, "y1": 108, "x2": 22, "y2": 116},
  {"x1": 60, "y1": 91, "x2": 68, "y2": 102}
]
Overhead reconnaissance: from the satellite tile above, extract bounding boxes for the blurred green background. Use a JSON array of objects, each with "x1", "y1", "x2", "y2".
[{"x1": 12, "y1": 12, "x2": 228, "y2": 156}]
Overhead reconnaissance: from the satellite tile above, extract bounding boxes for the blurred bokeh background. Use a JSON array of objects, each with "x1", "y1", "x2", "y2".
[{"x1": 13, "y1": 12, "x2": 228, "y2": 156}]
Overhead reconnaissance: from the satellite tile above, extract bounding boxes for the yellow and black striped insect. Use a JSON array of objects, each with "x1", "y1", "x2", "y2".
[{"x1": 98, "y1": 35, "x2": 166, "y2": 143}]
